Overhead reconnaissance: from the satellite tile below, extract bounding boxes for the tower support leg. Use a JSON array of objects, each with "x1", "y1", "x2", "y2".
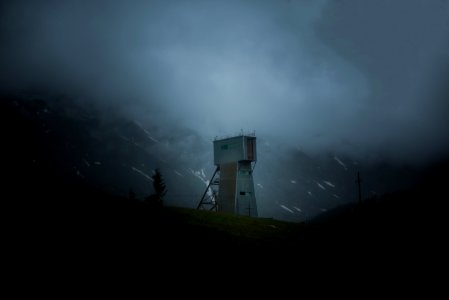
[{"x1": 197, "y1": 167, "x2": 219, "y2": 211}]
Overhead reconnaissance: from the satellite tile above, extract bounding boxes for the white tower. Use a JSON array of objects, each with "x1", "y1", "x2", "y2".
[{"x1": 198, "y1": 134, "x2": 257, "y2": 217}]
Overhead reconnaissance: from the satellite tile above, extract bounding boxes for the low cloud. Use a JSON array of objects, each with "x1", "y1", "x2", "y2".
[{"x1": 1, "y1": 0, "x2": 448, "y2": 164}]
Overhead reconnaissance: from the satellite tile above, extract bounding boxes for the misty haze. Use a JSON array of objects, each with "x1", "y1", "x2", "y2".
[{"x1": 1, "y1": 0, "x2": 448, "y2": 261}]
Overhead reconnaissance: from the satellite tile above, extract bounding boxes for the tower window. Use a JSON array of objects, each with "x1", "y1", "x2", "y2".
[{"x1": 240, "y1": 191, "x2": 246, "y2": 195}]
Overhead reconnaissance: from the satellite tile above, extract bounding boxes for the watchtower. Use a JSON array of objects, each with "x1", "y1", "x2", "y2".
[{"x1": 197, "y1": 134, "x2": 257, "y2": 217}]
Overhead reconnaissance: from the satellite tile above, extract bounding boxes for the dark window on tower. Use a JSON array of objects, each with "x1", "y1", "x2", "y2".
[{"x1": 240, "y1": 191, "x2": 246, "y2": 195}]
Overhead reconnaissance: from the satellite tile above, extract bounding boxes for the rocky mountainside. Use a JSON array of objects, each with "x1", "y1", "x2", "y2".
[{"x1": 0, "y1": 93, "x2": 423, "y2": 221}]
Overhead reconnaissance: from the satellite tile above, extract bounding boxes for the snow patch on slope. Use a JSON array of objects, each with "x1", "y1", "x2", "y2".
[
  {"x1": 293, "y1": 206, "x2": 302, "y2": 212},
  {"x1": 134, "y1": 120, "x2": 160, "y2": 143},
  {"x1": 132, "y1": 167, "x2": 153, "y2": 182},
  {"x1": 323, "y1": 180, "x2": 335, "y2": 187},
  {"x1": 316, "y1": 182, "x2": 326, "y2": 190},
  {"x1": 174, "y1": 170, "x2": 184, "y2": 177},
  {"x1": 334, "y1": 156, "x2": 347, "y2": 170},
  {"x1": 189, "y1": 168, "x2": 208, "y2": 186},
  {"x1": 280, "y1": 205, "x2": 294, "y2": 213},
  {"x1": 83, "y1": 159, "x2": 90, "y2": 167}
]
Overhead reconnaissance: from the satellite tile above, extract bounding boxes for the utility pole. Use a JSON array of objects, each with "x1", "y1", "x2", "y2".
[{"x1": 356, "y1": 171, "x2": 362, "y2": 204}]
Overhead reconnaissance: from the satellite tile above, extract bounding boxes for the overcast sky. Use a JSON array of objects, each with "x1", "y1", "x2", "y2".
[{"x1": 1, "y1": 0, "x2": 448, "y2": 164}]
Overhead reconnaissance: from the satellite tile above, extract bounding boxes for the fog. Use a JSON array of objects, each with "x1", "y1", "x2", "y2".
[{"x1": 1, "y1": 0, "x2": 448, "y2": 164}]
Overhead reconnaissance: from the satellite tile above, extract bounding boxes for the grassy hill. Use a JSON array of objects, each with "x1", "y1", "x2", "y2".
[{"x1": 4, "y1": 160, "x2": 445, "y2": 272}]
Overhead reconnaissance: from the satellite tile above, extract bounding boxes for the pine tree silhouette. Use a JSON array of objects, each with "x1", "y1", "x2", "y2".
[
  {"x1": 145, "y1": 168, "x2": 167, "y2": 207},
  {"x1": 152, "y1": 168, "x2": 167, "y2": 203}
]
